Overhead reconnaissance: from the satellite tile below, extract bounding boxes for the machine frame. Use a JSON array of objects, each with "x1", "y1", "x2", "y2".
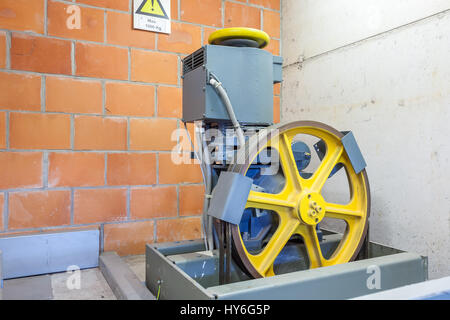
[{"x1": 145, "y1": 235, "x2": 428, "y2": 300}]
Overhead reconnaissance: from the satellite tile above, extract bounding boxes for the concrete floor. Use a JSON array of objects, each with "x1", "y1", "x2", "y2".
[
  {"x1": 51, "y1": 268, "x2": 116, "y2": 300},
  {"x1": 123, "y1": 255, "x2": 146, "y2": 283},
  {"x1": 2, "y1": 255, "x2": 147, "y2": 300},
  {"x1": 3, "y1": 268, "x2": 116, "y2": 300}
]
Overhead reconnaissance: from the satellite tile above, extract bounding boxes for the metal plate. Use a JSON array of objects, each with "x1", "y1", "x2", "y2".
[
  {"x1": 341, "y1": 131, "x2": 367, "y2": 174},
  {"x1": 0, "y1": 229, "x2": 100, "y2": 279},
  {"x1": 208, "y1": 172, "x2": 253, "y2": 224}
]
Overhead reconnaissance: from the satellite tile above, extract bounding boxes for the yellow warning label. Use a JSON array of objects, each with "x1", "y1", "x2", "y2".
[{"x1": 136, "y1": 0, "x2": 169, "y2": 19}]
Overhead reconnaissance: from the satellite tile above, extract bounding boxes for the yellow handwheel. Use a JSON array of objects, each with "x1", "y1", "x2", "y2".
[
  {"x1": 208, "y1": 27, "x2": 270, "y2": 48},
  {"x1": 230, "y1": 121, "x2": 371, "y2": 278}
]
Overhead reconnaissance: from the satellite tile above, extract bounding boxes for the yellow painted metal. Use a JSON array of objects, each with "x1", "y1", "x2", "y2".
[
  {"x1": 235, "y1": 123, "x2": 370, "y2": 277},
  {"x1": 298, "y1": 192, "x2": 326, "y2": 226},
  {"x1": 208, "y1": 27, "x2": 270, "y2": 48}
]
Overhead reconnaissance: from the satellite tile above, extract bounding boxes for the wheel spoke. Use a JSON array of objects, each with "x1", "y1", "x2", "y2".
[
  {"x1": 296, "y1": 224, "x2": 326, "y2": 268},
  {"x1": 305, "y1": 145, "x2": 343, "y2": 193},
  {"x1": 247, "y1": 190, "x2": 297, "y2": 211},
  {"x1": 248, "y1": 215, "x2": 300, "y2": 276},
  {"x1": 324, "y1": 203, "x2": 362, "y2": 222},
  {"x1": 276, "y1": 133, "x2": 304, "y2": 191}
]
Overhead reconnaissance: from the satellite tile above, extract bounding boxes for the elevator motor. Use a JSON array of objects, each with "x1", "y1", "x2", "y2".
[{"x1": 181, "y1": 28, "x2": 370, "y2": 280}]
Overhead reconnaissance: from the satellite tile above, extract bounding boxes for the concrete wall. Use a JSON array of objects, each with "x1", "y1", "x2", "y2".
[{"x1": 282, "y1": 0, "x2": 450, "y2": 279}]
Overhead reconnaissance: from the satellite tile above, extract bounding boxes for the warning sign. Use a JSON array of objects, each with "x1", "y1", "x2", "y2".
[
  {"x1": 134, "y1": 0, "x2": 171, "y2": 34},
  {"x1": 136, "y1": 0, "x2": 169, "y2": 19}
]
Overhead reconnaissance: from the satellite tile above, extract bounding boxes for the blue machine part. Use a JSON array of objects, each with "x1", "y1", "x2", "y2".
[
  {"x1": 291, "y1": 141, "x2": 312, "y2": 179},
  {"x1": 239, "y1": 141, "x2": 322, "y2": 251},
  {"x1": 239, "y1": 208, "x2": 273, "y2": 252},
  {"x1": 292, "y1": 141, "x2": 311, "y2": 171}
]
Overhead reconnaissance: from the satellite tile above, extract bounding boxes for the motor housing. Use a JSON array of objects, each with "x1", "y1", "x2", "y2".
[{"x1": 182, "y1": 44, "x2": 282, "y2": 125}]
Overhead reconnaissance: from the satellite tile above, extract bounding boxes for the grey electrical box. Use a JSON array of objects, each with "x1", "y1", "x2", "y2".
[
  {"x1": 182, "y1": 45, "x2": 282, "y2": 125},
  {"x1": 207, "y1": 172, "x2": 253, "y2": 225}
]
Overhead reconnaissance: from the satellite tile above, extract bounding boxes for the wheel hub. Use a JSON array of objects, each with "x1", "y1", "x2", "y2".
[{"x1": 298, "y1": 193, "x2": 326, "y2": 225}]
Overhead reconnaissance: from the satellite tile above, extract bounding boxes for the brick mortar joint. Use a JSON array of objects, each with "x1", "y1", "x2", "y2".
[
  {"x1": 49, "y1": 0, "x2": 132, "y2": 14},
  {"x1": 0, "y1": 68, "x2": 184, "y2": 89},
  {"x1": 51, "y1": 0, "x2": 281, "y2": 13}
]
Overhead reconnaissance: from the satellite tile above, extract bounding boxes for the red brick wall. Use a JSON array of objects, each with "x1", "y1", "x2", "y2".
[{"x1": 0, "y1": 0, "x2": 282, "y2": 255}]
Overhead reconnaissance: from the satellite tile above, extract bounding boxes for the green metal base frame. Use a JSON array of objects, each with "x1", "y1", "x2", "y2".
[{"x1": 145, "y1": 235, "x2": 428, "y2": 300}]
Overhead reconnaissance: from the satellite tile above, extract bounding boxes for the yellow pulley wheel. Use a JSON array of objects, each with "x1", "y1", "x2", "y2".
[
  {"x1": 229, "y1": 121, "x2": 371, "y2": 278},
  {"x1": 208, "y1": 27, "x2": 270, "y2": 48}
]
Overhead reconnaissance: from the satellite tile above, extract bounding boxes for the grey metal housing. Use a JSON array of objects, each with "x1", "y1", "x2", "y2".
[
  {"x1": 182, "y1": 45, "x2": 282, "y2": 125},
  {"x1": 207, "y1": 172, "x2": 253, "y2": 225}
]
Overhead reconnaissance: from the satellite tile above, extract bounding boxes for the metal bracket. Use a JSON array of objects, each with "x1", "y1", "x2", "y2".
[
  {"x1": 207, "y1": 172, "x2": 253, "y2": 225},
  {"x1": 341, "y1": 131, "x2": 367, "y2": 174},
  {"x1": 314, "y1": 131, "x2": 367, "y2": 175}
]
